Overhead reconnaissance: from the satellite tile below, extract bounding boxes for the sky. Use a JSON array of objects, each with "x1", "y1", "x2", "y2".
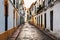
[{"x1": 24, "y1": 0, "x2": 36, "y2": 8}]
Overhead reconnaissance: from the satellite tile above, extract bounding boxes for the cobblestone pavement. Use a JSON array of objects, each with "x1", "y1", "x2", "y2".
[{"x1": 16, "y1": 23, "x2": 53, "y2": 40}]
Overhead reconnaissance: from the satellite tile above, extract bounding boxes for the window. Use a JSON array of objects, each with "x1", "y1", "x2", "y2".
[
  {"x1": 50, "y1": 10, "x2": 53, "y2": 31},
  {"x1": 27, "y1": 15, "x2": 29, "y2": 20},
  {"x1": 13, "y1": 0, "x2": 15, "y2": 5},
  {"x1": 27, "y1": 11, "x2": 28, "y2": 13},
  {"x1": 35, "y1": 17, "x2": 36, "y2": 19},
  {"x1": 16, "y1": 3, "x2": 18, "y2": 9},
  {"x1": 35, "y1": 6, "x2": 36, "y2": 12},
  {"x1": 30, "y1": 16, "x2": 31, "y2": 19},
  {"x1": 48, "y1": 0, "x2": 51, "y2": 4},
  {"x1": 44, "y1": 13, "x2": 46, "y2": 28},
  {"x1": 48, "y1": 0, "x2": 54, "y2": 4},
  {"x1": 43, "y1": 0, "x2": 45, "y2": 6}
]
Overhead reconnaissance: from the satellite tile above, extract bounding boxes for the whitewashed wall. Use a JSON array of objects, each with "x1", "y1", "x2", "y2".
[
  {"x1": 53, "y1": 3, "x2": 60, "y2": 34},
  {"x1": 46, "y1": 9, "x2": 50, "y2": 30},
  {"x1": 0, "y1": 0, "x2": 5, "y2": 34},
  {"x1": 0, "y1": 0, "x2": 21, "y2": 34},
  {"x1": 41, "y1": 2, "x2": 60, "y2": 37},
  {"x1": 44, "y1": 2, "x2": 60, "y2": 32},
  {"x1": 8, "y1": 1, "x2": 14, "y2": 30}
]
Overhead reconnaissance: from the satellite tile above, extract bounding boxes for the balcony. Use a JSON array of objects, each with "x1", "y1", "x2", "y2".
[
  {"x1": 48, "y1": 0, "x2": 54, "y2": 7},
  {"x1": 37, "y1": 5, "x2": 44, "y2": 13}
]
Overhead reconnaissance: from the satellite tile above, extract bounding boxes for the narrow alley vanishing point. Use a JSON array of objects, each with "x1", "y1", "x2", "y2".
[{"x1": 9, "y1": 23, "x2": 54, "y2": 40}]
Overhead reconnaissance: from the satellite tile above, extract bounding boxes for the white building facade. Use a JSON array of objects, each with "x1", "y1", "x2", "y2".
[{"x1": 30, "y1": 0, "x2": 60, "y2": 38}]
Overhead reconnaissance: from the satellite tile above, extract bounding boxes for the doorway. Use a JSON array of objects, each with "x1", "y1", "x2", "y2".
[
  {"x1": 44, "y1": 13, "x2": 46, "y2": 28},
  {"x1": 50, "y1": 11, "x2": 53, "y2": 31}
]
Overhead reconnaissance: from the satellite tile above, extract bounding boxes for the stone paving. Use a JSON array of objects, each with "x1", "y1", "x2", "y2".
[{"x1": 16, "y1": 23, "x2": 53, "y2": 40}]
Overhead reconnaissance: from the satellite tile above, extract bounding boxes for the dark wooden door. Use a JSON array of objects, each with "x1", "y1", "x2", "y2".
[{"x1": 50, "y1": 11, "x2": 53, "y2": 31}]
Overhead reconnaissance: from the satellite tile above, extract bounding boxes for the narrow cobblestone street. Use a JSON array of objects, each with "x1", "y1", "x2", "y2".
[
  {"x1": 16, "y1": 23, "x2": 53, "y2": 40},
  {"x1": 0, "y1": 0, "x2": 60, "y2": 40}
]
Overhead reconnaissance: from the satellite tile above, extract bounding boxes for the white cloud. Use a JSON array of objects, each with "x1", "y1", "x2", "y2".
[{"x1": 24, "y1": 0, "x2": 36, "y2": 8}]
